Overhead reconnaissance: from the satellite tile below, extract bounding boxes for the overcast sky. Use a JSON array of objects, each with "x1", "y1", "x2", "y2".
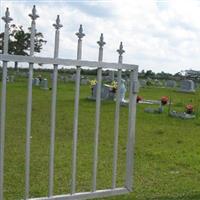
[{"x1": 1, "y1": 0, "x2": 200, "y2": 74}]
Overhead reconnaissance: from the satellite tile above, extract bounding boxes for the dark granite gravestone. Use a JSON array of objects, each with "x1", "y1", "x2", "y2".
[{"x1": 88, "y1": 84, "x2": 115, "y2": 100}]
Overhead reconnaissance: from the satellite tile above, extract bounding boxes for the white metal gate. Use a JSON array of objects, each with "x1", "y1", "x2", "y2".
[{"x1": 0, "y1": 6, "x2": 139, "y2": 200}]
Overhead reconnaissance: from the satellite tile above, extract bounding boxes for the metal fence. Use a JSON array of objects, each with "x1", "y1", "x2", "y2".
[{"x1": 0, "y1": 6, "x2": 139, "y2": 200}]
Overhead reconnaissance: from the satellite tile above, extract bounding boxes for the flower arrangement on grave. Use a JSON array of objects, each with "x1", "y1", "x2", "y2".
[
  {"x1": 185, "y1": 104, "x2": 194, "y2": 114},
  {"x1": 137, "y1": 96, "x2": 142, "y2": 103},
  {"x1": 89, "y1": 79, "x2": 97, "y2": 96},
  {"x1": 110, "y1": 81, "x2": 118, "y2": 93},
  {"x1": 89, "y1": 79, "x2": 97, "y2": 88},
  {"x1": 161, "y1": 96, "x2": 168, "y2": 105}
]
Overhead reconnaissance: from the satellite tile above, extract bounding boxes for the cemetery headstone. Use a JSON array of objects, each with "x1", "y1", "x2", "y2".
[
  {"x1": 179, "y1": 80, "x2": 195, "y2": 93},
  {"x1": 89, "y1": 84, "x2": 115, "y2": 100},
  {"x1": 33, "y1": 78, "x2": 40, "y2": 86},
  {"x1": 41, "y1": 78, "x2": 48, "y2": 90},
  {"x1": 166, "y1": 80, "x2": 176, "y2": 88}
]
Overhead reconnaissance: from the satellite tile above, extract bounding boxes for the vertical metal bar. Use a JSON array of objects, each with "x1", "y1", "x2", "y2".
[
  {"x1": 25, "y1": 6, "x2": 38, "y2": 199},
  {"x1": 48, "y1": 15, "x2": 62, "y2": 197},
  {"x1": 0, "y1": 8, "x2": 12, "y2": 200},
  {"x1": 125, "y1": 68, "x2": 138, "y2": 192},
  {"x1": 112, "y1": 42, "x2": 125, "y2": 189},
  {"x1": 92, "y1": 34, "x2": 105, "y2": 191},
  {"x1": 71, "y1": 25, "x2": 85, "y2": 194},
  {"x1": 112, "y1": 69, "x2": 121, "y2": 189}
]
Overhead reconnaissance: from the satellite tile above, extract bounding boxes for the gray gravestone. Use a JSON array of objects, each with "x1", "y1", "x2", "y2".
[
  {"x1": 179, "y1": 80, "x2": 195, "y2": 93},
  {"x1": 33, "y1": 78, "x2": 40, "y2": 86},
  {"x1": 41, "y1": 78, "x2": 48, "y2": 90},
  {"x1": 166, "y1": 80, "x2": 176, "y2": 88},
  {"x1": 90, "y1": 84, "x2": 115, "y2": 100}
]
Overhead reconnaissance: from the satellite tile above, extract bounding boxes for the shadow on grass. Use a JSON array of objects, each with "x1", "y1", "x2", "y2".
[{"x1": 148, "y1": 193, "x2": 200, "y2": 200}]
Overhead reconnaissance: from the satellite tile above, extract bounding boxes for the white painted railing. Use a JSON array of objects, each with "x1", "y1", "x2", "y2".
[{"x1": 0, "y1": 5, "x2": 139, "y2": 200}]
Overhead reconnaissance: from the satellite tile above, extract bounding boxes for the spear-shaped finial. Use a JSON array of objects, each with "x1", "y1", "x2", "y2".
[
  {"x1": 76, "y1": 24, "x2": 85, "y2": 39},
  {"x1": 97, "y1": 33, "x2": 106, "y2": 47},
  {"x1": 117, "y1": 42, "x2": 125, "y2": 56},
  {"x1": 29, "y1": 5, "x2": 39, "y2": 20},
  {"x1": 2, "y1": 7, "x2": 13, "y2": 24},
  {"x1": 53, "y1": 15, "x2": 63, "y2": 30}
]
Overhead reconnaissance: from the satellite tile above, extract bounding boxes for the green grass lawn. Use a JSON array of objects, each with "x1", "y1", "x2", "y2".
[{"x1": 1, "y1": 76, "x2": 200, "y2": 200}]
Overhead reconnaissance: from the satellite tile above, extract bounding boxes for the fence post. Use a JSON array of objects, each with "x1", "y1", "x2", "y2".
[
  {"x1": 92, "y1": 33, "x2": 106, "y2": 191},
  {"x1": 0, "y1": 8, "x2": 12, "y2": 200},
  {"x1": 49, "y1": 15, "x2": 62, "y2": 197},
  {"x1": 112, "y1": 42, "x2": 125, "y2": 189},
  {"x1": 25, "y1": 6, "x2": 39, "y2": 199},
  {"x1": 71, "y1": 24, "x2": 85, "y2": 194},
  {"x1": 125, "y1": 67, "x2": 138, "y2": 191}
]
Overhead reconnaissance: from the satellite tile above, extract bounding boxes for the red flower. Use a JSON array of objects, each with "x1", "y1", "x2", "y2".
[
  {"x1": 161, "y1": 96, "x2": 168, "y2": 105},
  {"x1": 137, "y1": 96, "x2": 142, "y2": 103},
  {"x1": 186, "y1": 104, "x2": 193, "y2": 114}
]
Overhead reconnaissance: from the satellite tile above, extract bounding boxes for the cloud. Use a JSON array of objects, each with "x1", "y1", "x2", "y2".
[{"x1": 1, "y1": 0, "x2": 200, "y2": 73}]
